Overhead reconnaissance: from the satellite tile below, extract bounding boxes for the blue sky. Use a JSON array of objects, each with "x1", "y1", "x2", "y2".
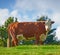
[
  {"x1": 0, "y1": 0, "x2": 60, "y2": 40},
  {"x1": 0, "y1": 0, "x2": 15, "y2": 10}
]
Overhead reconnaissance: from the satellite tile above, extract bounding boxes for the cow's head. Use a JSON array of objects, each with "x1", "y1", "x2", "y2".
[{"x1": 45, "y1": 19, "x2": 54, "y2": 31}]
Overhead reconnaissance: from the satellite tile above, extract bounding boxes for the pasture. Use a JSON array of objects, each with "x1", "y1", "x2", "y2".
[{"x1": 0, "y1": 45, "x2": 60, "y2": 55}]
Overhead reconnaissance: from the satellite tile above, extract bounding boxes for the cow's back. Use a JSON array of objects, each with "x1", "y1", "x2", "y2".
[{"x1": 8, "y1": 22, "x2": 46, "y2": 38}]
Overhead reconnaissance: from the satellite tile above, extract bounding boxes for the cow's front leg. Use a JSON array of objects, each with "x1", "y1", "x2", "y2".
[
  {"x1": 39, "y1": 40, "x2": 43, "y2": 45},
  {"x1": 35, "y1": 34, "x2": 40, "y2": 45}
]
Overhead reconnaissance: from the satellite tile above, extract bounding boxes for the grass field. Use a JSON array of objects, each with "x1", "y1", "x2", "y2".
[{"x1": 0, "y1": 45, "x2": 60, "y2": 55}]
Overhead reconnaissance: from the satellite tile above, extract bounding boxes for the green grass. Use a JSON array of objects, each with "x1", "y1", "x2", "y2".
[{"x1": 0, "y1": 45, "x2": 60, "y2": 55}]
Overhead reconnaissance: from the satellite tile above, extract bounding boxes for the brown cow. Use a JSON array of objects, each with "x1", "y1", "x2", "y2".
[{"x1": 7, "y1": 21, "x2": 54, "y2": 47}]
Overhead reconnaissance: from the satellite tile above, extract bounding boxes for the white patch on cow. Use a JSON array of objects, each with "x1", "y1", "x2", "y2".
[
  {"x1": 45, "y1": 25, "x2": 48, "y2": 31},
  {"x1": 17, "y1": 34, "x2": 23, "y2": 36}
]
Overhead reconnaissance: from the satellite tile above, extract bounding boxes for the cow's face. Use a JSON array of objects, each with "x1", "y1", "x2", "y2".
[{"x1": 45, "y1": 19, "x2": 54, "y2": 31}]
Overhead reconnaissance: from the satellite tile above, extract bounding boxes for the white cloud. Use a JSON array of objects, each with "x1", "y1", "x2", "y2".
[
  {"x1": 0, "y1": 8, "x2": 33, "y2": 25},
  {"x1": 52, "y1": 12, "x2": 60, "y2": 26},
  {"x1": 15, "y1": 0, "x2": 60, "y2": 12},
  {"x1": 14, "y1": 0, "x2": 60, "y2": 26},
  {"x1": 0, "y1": 0, "x2": 60, "y2": 26},
  {"x1": 56, "y1": 26, "x2": 60, "y2": 40},
  {"x1": 23, "y1": 15, "x2": 29, "y2": 19},
  {"x1": 10, "y1": 10, "x2": 18, "y2": 17},
  {"x1": 15, "y1": 0, "x2": 34, "y2": 11},
  {"x1": 19, "y1": 15, "x2": 35, "y2": 22},
  {"x1": 0, "y1": 9, "x2": 19, "y2": 26},
  {"x1": 0, "y1": 9, "x2": 9, "y2": 25}
]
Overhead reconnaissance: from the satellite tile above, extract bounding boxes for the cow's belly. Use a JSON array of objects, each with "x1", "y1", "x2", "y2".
[
  {"x1": 23, "y1": 33, "x2": 34, "y2": 37},
  {"x1": 17, "y1": 29, "x2": 35, "y2": 39}
]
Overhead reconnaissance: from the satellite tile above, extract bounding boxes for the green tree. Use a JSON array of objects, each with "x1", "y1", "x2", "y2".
[
  {"x1": 0, "y1": 17, "x2": 18, "y2": 47},
  {"x1": 37, "y1": 16, "x2": 48, "y2": 21},
  {"x1": 5, "y1": 17, "x2": 18, "y2": 27},
  {"x1": 4, "y1": 17, "x2": 14, "y2": 27},
  {"x1": 15, "y1": 17, "x2": 18, "y2": 22},
  {"x1": 0, "y1": 26, "x2": 7, "y2": 46},
  {"x1": 44, "y1": 28, "x2": 56, "y2": 44}
]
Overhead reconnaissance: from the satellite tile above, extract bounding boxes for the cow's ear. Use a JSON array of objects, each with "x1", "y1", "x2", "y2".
[{"x1": 51, "y1": 21, "x2": 54, "y2": 24}]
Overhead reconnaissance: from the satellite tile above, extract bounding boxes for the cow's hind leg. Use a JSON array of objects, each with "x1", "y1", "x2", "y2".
[
  {"x1": 12, "y1": 39, "x2": 15, "y2": 46},
  {"x1": 11, "y1": 34, "x2": 18, "y2": 46},
  {"x1": 13, "y1": 37, "x2": 18, "y2": 46},
  {"x1": 10, "y1": 31, "x2": 18, "y2": 46}
]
